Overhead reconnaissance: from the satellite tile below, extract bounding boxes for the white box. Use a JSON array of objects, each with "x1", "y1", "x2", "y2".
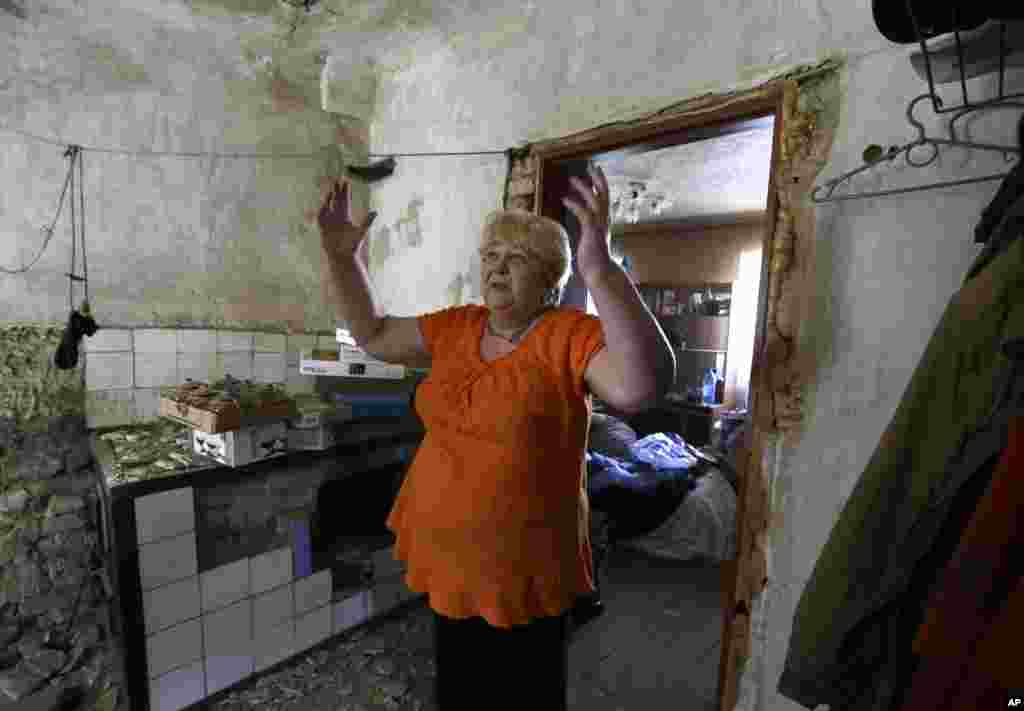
[
  {"x1": 286, "y1": 425, "x2": 339, "y2": 451},
  {"x1": 192, "y1": 422, "x2": 287, "y2": 468},
  {"x1": 335, "y1": 328, "x2": 356, "y2": 346},
  {"x1": 299, "y1": 351, "x2": 405, "y2": 379}
]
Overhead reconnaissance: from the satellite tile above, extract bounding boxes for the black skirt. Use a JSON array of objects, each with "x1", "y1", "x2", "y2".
[{"x1": 432, "y1": 607, "x2": 569, "y2": 710}]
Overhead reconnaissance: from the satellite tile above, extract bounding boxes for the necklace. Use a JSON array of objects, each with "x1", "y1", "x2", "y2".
[{"x1": 487, "y1": 307, "x2": 551, "y2": 344}]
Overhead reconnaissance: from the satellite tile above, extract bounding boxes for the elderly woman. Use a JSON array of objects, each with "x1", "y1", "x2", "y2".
[{"x1": 318, "y1": 162, "x2": 675, "y2": 710}]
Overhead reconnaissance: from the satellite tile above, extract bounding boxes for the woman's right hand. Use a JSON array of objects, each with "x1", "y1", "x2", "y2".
[{"x1": 318, "y1": 179, "x2": 378, "y2": 260}]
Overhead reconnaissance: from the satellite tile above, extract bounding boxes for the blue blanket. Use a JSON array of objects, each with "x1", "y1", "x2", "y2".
[{"x1": 586, "y1": 433, "x2": 700, "y2": 540}]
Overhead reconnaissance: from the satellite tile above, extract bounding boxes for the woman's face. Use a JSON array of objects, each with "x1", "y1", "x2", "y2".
[{"x1": 479, "y1": 240, "x2": 549, "y2": 316}]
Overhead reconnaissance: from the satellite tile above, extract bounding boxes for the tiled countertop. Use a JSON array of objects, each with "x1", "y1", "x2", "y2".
[{"x1": 90, "y1": 416, "x2": 425, "y2": 502}]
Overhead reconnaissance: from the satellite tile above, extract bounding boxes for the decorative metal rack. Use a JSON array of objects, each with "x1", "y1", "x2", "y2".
[{"x1": 812, "y1": 12, "x2": 1024, "y2": 204}]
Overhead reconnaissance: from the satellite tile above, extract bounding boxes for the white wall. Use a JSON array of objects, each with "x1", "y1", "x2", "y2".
[{"x1": 361, "y1": 2, "x2": 1024, "y2": 709}]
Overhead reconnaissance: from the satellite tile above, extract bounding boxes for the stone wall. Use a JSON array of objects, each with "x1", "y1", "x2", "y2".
[{"x1": 1, "y1": 325, "x2": 122, "y2": 708}]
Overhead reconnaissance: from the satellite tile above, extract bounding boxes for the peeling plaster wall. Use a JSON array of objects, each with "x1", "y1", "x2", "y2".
[
  {"x1": 0, "y1": 1, "x2": 380, "y2": 338},
  {"x1": 365, "y1": 2, "x2": 1024, "y2": 709}
]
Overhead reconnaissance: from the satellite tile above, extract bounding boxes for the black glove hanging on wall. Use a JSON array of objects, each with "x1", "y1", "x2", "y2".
[
  {"x1": 54, "y1": 308, "x2": 99, "y2": 370},
  {"x1": 346, "y1": 156, "x2": 396, "y2": 183}
]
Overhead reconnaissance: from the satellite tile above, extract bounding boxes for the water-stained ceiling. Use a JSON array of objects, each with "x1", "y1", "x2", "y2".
[{"x1": 595, "y1": 116, "x2": 776, "y2": 225}]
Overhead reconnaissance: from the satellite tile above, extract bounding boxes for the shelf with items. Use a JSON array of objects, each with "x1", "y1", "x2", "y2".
[{"x1": 638, "y1": 282, "x2": 732, "y2": 318}]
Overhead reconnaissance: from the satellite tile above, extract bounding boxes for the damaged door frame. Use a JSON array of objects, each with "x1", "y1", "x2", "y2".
[{"x1": 527, "y1": 80, "x2": 791, "y2": 711}]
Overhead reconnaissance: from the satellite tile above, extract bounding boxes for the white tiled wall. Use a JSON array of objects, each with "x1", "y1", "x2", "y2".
[
  {"x1": 135, "y1": 487, "x2": 195, "y2": 545},
  {"x1": 83, "y1": 327, "x2": 325, "y2": 429},
  {"x1": 141, "y1": 532, "x2": 412, "y2": 711}
]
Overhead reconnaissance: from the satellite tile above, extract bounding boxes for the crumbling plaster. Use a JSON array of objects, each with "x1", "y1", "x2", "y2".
[{"x1": 1, "y1": 0, "x2": 1023, "y2": 707}]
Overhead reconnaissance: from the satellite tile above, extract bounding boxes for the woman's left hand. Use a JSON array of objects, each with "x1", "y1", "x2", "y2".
[{"x1": 563, "y1": 162, "x2": 616, "y2": 283}]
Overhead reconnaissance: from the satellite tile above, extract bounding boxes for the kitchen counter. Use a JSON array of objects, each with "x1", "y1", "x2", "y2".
[{"x1": 88, "y1": 415, "x2": 425, "y2": 711}]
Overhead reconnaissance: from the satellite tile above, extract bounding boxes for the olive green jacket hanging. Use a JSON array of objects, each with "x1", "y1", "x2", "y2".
[{"x1": 777, "y1": 233, "x2": 1024, "y2": 710}]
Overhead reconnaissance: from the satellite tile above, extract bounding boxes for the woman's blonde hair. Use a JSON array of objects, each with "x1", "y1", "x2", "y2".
[{"x1": 480, "y1": 209, "x2": 572, "y2": 304}]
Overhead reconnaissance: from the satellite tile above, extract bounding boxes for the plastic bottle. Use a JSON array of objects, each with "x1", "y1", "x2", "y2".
[{"x1": 702, "y1": 369, "x2": 718, "y2": 404}]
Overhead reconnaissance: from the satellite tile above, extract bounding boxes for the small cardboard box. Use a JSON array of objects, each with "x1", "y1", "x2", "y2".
[
  {"x1": 192, "y1": 421, "x2": 288, "y2": 467},
  {"x1": 159, "y1": 397, "x2": 240, "y2": 434}
]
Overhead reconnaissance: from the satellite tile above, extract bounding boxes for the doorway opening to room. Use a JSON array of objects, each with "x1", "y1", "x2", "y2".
[{"x1": 533, "y1": 87, "x2": 785, "y2": 710}]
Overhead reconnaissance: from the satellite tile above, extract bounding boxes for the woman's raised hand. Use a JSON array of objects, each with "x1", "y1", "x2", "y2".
[{"x1": 319, "y1": 179, "x2": 378, "y2": 260}]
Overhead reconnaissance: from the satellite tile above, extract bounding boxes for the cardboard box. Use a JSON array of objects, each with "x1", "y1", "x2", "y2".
[
  {"x1": 160, "y1": 396, "x2": 296, "y2": 434},
  {"x1": 192, "y1": 422, "x2": 287, "y2": 467},
  {"x1": 159, "y1": 397, "x2": 240, "y2": 434}
]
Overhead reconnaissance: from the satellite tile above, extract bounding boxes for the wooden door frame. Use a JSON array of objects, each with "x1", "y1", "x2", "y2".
[{"x1": 524, "y1": 80, "x2": 793, "y2": 710}]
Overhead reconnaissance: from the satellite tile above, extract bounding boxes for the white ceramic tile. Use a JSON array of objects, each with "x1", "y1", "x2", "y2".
[
  {"x1": 134, "y1": 387, "x2": 161, "y2": 421},
  {"x1": 135, "y1": 487, "x2": 195, "y2": 545},
  {"x1": 177, "y1": 330, "x2": 217, "y2": 353},
  {"x1": 177, "y1": 352, "x2": 216, "y2": 384},
  {"x1": 84, "y1": 329, "x2": 132, "y2": 353},
  {"x1": 293, "y1": 569, "x2": 332, "y2": 617},
  {"x1": 85, "y1": 352, "x2": 134, "y2": 391},
  {"x1": 333, "y1": 591, "x2": 370, "y2": 636},
  {"x1": 285, "y1": 335, "x2": 316, "y2": 366},
  {"x1": 144, "y1": 576, "x2": 201, "y2": 635},
  {"x1": 205, "y1": 653, "x2": 253, "y2": 697},
  {"x1": 253, "y1": 619, "x2": 295, "y2": 673},
  {"x1": 219, "y1": 352, "x2": 252, "y2": 381},
  {"x1": 134, "y1": 329, "x2": 178, "y2": 353},
  {"x1": 139, "y1": 532, "x2": 197, "y2": 592},
  {"x1": 217, "y1": 332, "x2": 253, "y2": 352},
  {"x1": 146, "y1": 618, "x2": 202, "y2": 679},
  {"x1": 294, "y1": 604, "x2": 331, "y2": 654},
  {"x1": 252, "y1": 584, "x2": 293, "y2": 632},
  {"x1": 149, "y1": 658, "x2": 204, "y2": 711},
  {"x1": 250, "y1": 547, "x2": 292, "y2": 595},
  {"x1": 253, "y1": 333, "x2": 286, "y2": 353},
  {"x1": 200, "y1": 558, "x2": 250, "y2": 614},
  {"x1": 84, "y1": 389, "x2": 135, "y2": 430},
  {"x1": 252, "y1": 353, "x2": 286, "y2": 384},
  {"x1": 202, "y1": 598, "x2": 252, "y2": 658},
  {"x1": 135, "y1": 352, "x2": 178, "y2": 389}
]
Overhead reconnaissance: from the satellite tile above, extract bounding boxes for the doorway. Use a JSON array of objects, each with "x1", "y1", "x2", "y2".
[{"x1": 531, "y1": 86, "x2": 786, "y2": 710}]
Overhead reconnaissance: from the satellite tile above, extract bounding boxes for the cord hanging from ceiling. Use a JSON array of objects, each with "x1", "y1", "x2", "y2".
[{"x1": 53, "y1": 145, "x2": 98, "y2": 371}]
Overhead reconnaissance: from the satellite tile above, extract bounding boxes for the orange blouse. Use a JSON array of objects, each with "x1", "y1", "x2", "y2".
[{"x1": 385, "y1": 303, "x2": 607, "y2": 628}]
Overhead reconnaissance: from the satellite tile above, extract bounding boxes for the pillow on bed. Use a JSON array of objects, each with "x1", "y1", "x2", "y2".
[{"x1": 588, "y1": 413, "x2": 638, "y2": 460}]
